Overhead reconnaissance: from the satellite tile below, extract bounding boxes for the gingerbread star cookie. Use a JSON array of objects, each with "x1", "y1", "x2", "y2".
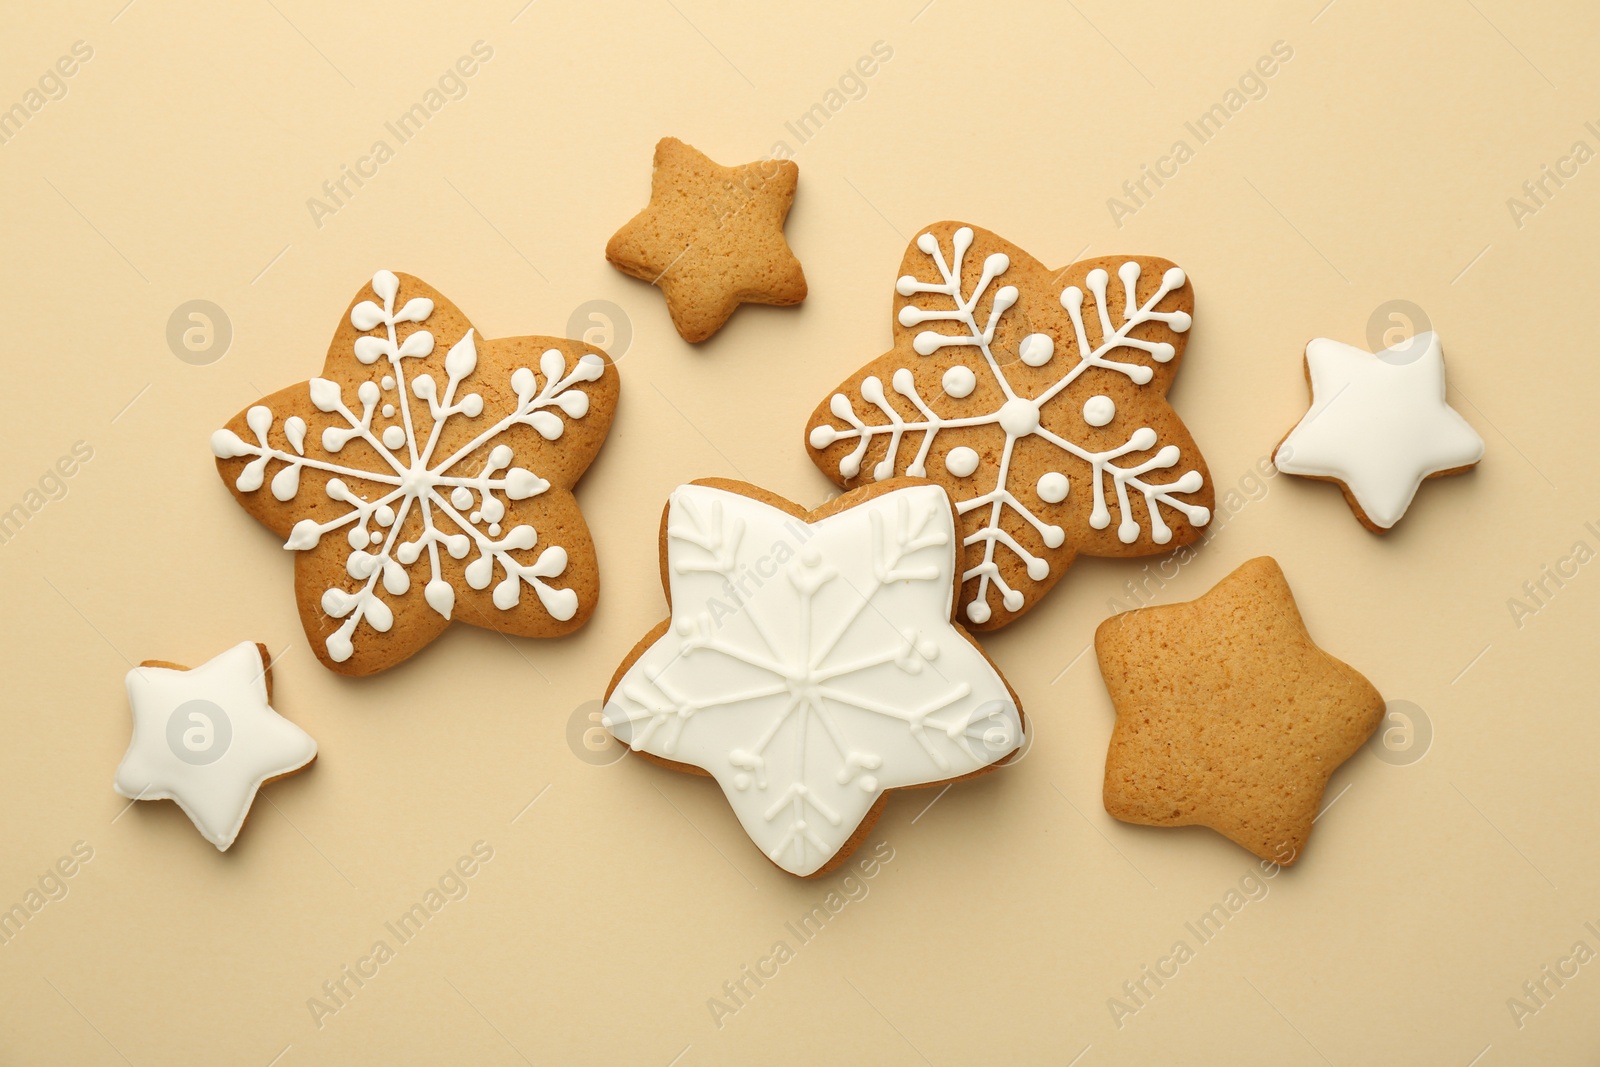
[
  {"x1": 605, "y1": 137, "x2": 807, "y2": 342},
  {"x1": 211, "y1": 270, "x2": 620, "y2": 676},
  {"x1": 1274, "y1": 330, "x2": 1483, "y2": 532},
  {"x1": 807, "y1": 222, "x2": 1213, "y2": 630},
  {"x1": 602, "y1": 478, "x2": 1025, "y2": 878},
  {"x1": 1096, "y1": 557, "x2": 1384, "y2": 864},
  {"x1": 115, "y1": 643, "x2": 317, "y2": 851}
]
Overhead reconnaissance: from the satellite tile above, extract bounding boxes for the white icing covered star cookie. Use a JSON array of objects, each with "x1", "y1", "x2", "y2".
[
  {"x1": 114, "y1": 643, "x2": 317, "y2": 851},
  {"x1": 603, "y1": 479, "x2": 1025, "y2": 878},
  {"x1": 1273, "y1": 331, "x2": 1484, "y2": 531}
]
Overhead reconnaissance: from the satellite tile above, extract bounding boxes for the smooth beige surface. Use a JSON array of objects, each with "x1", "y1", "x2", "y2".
[{"x1": 2, "y1": 1, "x2": 1596, "y2": 1062}]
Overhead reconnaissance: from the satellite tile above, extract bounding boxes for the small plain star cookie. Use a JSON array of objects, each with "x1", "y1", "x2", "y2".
[
  {"x1": 603, "y1": 478, "x2": 1025, "y2": 877},
  {"x1": 114, "y1": 643, "x2": 317, "y2": 851},
  {"x1": 1273, "y1": 330, "x2": 1484, "y2": 532},
  {"x1": 1096, "y1": 557, "x2": 1384, "y2": 864},
  {"x1": 605, "y1": 137, "x2": 807, "y2": 343}
]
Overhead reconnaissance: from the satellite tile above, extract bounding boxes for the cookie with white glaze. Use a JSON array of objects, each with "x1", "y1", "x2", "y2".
[
  {"x1": 115, "y1": 642, "x2": 316, "y2": 851},
  {"x1": 1273, "y1": 330, "x2": 1484, "y2": 532},
  {"x1": 603, "y1": 478, "x2": 1025, "y2": 878}
]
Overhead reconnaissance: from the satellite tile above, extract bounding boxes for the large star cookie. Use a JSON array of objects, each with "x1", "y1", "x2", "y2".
[
  {"x1": 1273, "y1": 330, "x2": 1484, "y2": 532},
  {"x1": 212, "y1": 270, "x2": 619, "y2": 676},
  {"x1": 1096, "y1": 557, "x2": 1384, "y2": 864},
  {"x1": 115, "y1": 642, "x2": 317, "y2": 851},
  {"x1": 602, "y1": 479, "x2": 1025, "y2": 878},
  {"x1": 605, "y1": 137, "x2": 807, "y2": 342},
  {"x1": 807, "y1": 222, "x2": 1213, "y2": 629}
]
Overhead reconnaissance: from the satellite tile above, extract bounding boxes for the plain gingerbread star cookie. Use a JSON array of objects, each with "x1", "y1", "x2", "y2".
[
  {"x1": 1095, "y1": 557, "x2": 1384, "y2": 864},
  {"x1": 605, "y1": 137, "x2": 807, "y2": 343},
  {"x1": 114, "y1": 642, "x2": 317, "y2": 851},
  {"x1": 1273, "y1": 331, "x2": 1484, "y2": 532},
  {"x1": 602, "y1": 478, "x2": 1024, "y2": 878}
]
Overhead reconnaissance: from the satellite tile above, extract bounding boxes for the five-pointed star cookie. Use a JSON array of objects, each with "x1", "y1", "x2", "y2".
[
  {"x1": 115, "y1": 643, "x2": 317, "y2": 851},
  {"x1": 212, "y1": 269, "x2": 619, "y2": 676},
  {"x1": 1273, "y1": 330, "x2": 1484, "y2": 532},
  {"x1": 602, "y1": 478, "x2": 1025, "y2": 878},
  {"x1": 605, "y1": 137, "x2": 807, "y2": 342},
  {"x1": 1096, "y1": 557, "x2": 1384, "y2": 864}
]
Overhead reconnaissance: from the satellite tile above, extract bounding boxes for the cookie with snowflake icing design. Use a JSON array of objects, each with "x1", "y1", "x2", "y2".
[
  {"x1": 211, "y1": 270, "x2": 619, "y2": 676},
  {"x1": 602, "y1": 478, "x2": 1026, "y2": 878},
  {"x1": 806, "y1": 222, "x2": 1214, "y2": 630}
]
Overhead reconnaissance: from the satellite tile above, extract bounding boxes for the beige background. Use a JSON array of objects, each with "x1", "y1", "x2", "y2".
[{"x1": 2, "y1": 0, "x2": 1596, "y2": 1062}]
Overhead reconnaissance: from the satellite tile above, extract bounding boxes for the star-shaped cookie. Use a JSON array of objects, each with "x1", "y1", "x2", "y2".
[
  {"x1": 605, "y1": 137, "x2": 806, "y2": 342},
  {"x1": 602, "y1": 479, "x2": 1024, "y2": 877},
  {"x1": 115, "y1": 643, "x2": 317, "y2": 851},
  {"x1": 211, "y1": 269, "x2": 619, "y2": 676},
  {"x1": 1096, "y1": 557, "x2": 1384, "y2": 864},
  {"x1": 1273, "y1": 331, "x2": 1484, "y2": 532}
]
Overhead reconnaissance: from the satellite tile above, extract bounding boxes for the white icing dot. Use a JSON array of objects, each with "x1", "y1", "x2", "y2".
[
  {"x1": 488, "y1": 523, "x2": 501, "y2": 537},
  {"x1": 470, "y1": 511, "x2": 482, "y2": 524},
  {"x1": 1083, "y1": 394, "x2": 1116, "y2": 427},
  {"x1": 942, "y1": 365, "x2": 976, "y2": 399},
  {"x1": 451, "y1": 487, "x2": 473, "y2": 509},
  {"x1": 382, "y1": 404, "x2": 396, "y2": 418},
  {"x1": 944, "y1": 446, "x2": 980, "y2": 478},
  {"x1": 860, "y1": 776, "x2": 878, "y2": 793},
  {"x1": 1037, "y1": 472, "x2": 1069, "y2": 504},
  {"x1": 381, "y1": 375, "x2": 395, "y2": 389},
  {"x1": 382, "y1": 425, "x2": 406, "y2": 449},
  {"x1": 1019, "y1": 333, "x2": 1054, "y2": 367},
  {"x1": 375, "y1": 505, "x2": 396, "y2": 526},
  {"x1": 369, "y1": 530, "x2": 382, "y2": 544}
]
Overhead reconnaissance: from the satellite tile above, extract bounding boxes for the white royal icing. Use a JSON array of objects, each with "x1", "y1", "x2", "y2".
[
  {"x1": 114, "y1": 643, "x2": 317, "y2": 851},
  {"x1": 809, "y1": 227, "x2": 1210, "y2": 624},
  {"x1": 211, "y1": 270, "x2": 606, "y2": 663},
  {"x1": 603, "y1": 483, "x2": 1023, "y2": 877},
  {"x1": 1273, "y1": 331, "x2": 1484, "y2": 529}
]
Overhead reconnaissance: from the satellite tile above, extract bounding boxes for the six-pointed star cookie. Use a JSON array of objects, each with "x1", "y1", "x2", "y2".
[
  {"x1": 212, "y1": 269, "x2": 619, "y2": 676},
  {"x1": 605, "y1": 137, "x2": 807, "y2": 342},
  {"x1": 807, "y1": 222, "x2": 1213, "y2": 629},
  {"x1": 115, "y1": 643, "x2": 317, "y2": 851},
  {"x1": 602, "y1": 478, "x2": 1025, "y2": 878},
  {"x1": 1096, "y1": 557, "x2": 1384, "y2": 864},
  {"x1": 1273, "y1": 331, "x2": 1484, "y2": 532}
]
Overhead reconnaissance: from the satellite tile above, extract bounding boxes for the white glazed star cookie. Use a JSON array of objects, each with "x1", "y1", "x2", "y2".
[
  {"x1": 114, "y1": 643, "x2": 317, "y2": 851},
  {"x1": 603, "y1": 478, "x2": 1025, "y2": 878},
  {"x1": 1274, "y1": 331, "x2": 1484, "y2": 531}
]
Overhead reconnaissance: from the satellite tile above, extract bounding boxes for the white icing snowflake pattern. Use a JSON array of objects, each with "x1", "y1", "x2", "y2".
[
  {"x1": 809, "y1": 225, "x2": 1212, "y2": 626},
  {"x1": 603, "y1": 483, "x2": 1023, "y2": 877},
  {"x1": 211, "y1": 270, "x2": 607, "y2": 666}
]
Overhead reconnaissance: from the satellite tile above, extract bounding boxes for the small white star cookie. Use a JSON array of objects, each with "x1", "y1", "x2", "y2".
[
  {"x1": 114, "y1": 642, "x2": 317, "y2": 851},
  {"x1": 1274, "y1": 331, "x2": 1484, "y2": 531}
]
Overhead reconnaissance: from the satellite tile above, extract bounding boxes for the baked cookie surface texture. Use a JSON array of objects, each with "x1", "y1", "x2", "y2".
[
  {"x1": 1096, "y1": 557, "x2": 1384, "y2": 864},
  {"x1": 212, "y1": 270, "x2": 619, "y2": 676},
  {"x1": 605, "y1": 136, "x2": 806, "y2": 342},
  {"x1": 603, "y1": 479, "x2": 1024, "y2": 877},
  {"x1": 807, "y1": 222, "x2": 1213, "y2": 630}
]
